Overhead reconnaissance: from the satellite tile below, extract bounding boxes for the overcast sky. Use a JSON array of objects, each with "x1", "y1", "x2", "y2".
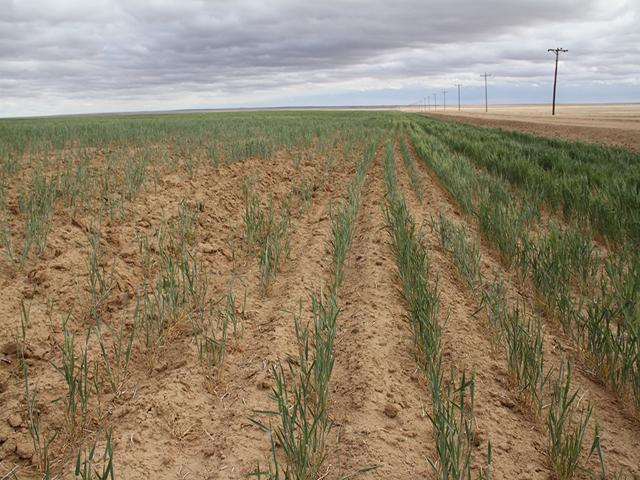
[{"x1": 1, "y1": 0, "x2": 639, "y2": 117}]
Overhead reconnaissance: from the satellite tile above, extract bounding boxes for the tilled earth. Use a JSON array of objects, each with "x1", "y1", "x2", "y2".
[
  {"x1": 1, "y1": 134, "x2": 639, "y2": 479},
  {"x1": 430, "y1": 112, "x2": 640, "y2": 152}
]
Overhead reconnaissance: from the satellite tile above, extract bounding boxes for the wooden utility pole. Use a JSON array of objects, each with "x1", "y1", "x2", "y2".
[
  {"x1": 480, "y1": 73, "x2": 491, "y2": 112},
  {"x1": 456, "y1": 84, "x2": 462, "y2": 111},
  {"x1": 433, "y1": 93, "x2": 438, "y2": 111},
  {"x1": 442, "y1": 89, "x2": 447, "y2": 111},
  {"x1": 428, "y1": 95, "x2": 431, "y2": 111},
  {"x1": 548, "y1": 48, "x2": 568, "y2": 115}
]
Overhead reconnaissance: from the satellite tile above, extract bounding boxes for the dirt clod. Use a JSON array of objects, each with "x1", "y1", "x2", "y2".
[
  {"x1": 0, "y1": 342, "x2": 18, "y2": 356},
  {"x1": 200, "y1": 242, "x2": 215, "y2": 254},
  {"x1": 0, "y1": 437, "x2": 16, "y2": 460},
  {"x1": 7, "y1": 414, "x2": 22, "y2": 429},
  {"x1": 499, "y1": 397, "x2": 515, "y2": 409},
  {"x1": 384, "y1": 403, "x2": 399, "y2": 418},
  {"x1": 15, "y1": 439, "x2": 33, "y2": 461}
]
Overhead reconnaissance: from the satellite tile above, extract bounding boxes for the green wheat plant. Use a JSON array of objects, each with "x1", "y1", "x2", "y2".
[
  {"x1": 382, "y1": 137, "x2": 483, "y2": 477},
  {"x1": 18, "y1": 307, "x2": 57, "y2": 476},
  {"x1": 75, "y1": 429, "x2": 115, "y2": 480},
  {"x1": 23, "y1": 364, "x2": 57, "y2": 477},
  {"x1": 502, "y1": 304, "x2": 552, "y2": 416},
  {"x1": 547, "y1": 361, "x2": 594, "y2": 480},
  {"x1": 242, "y1": 178, "x2": 293, "y2": 289},
  {"x1": 329, "y1": 139, "x2": 376, "y2": 290},
  {"x1": 250, "y1": 139, "x2": 378, "y2": 479},
  {"x1": 398, "y1": 133, "x2": 424, "y2": 201},
  {"x1": 427, "y1": 369, "x2": 478, "y2": 480},
  {"x1": 86, "y1": 229, "x2": 112, "y2": 320},
  {"x1": 252, "y1": 290, "x2": 339, "y2": 479},
  {"x1": 410, "y1": 115, "x2": 640, "y2": 415},
  {"x1": 15, "y1": 170, "x2": 58, "y2": 266},
  {"x1": 54, "y1": 318, "x2": 92, "y2": 437},
  {"x1": 434, "y1": 212, "x2": 481, "y2": 289},
  {"x1": 193, "y1": 313, "x2": 227, "y2": 382},
  {"x1": 134, "y1": 288, "x2": 167, "y2": 359},
  {"x1": 95, "y1": 320, "x2": 136, "y2": 395}
]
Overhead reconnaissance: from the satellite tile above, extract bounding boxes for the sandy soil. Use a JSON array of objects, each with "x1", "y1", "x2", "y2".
[
  {"x1": 328, "y1": 146, "x2": 434, "y2": 479},
  {"x1": 1, "y1": 129, "x2": 639, "y2": 479},
  {"x1": 408, "y1": 104, "x2": 640, "y2": 152},
  {"x1": 400, "y1": 135, "x2": 640, "y2": 478},
  {"x1": 0, "y1": 144, "x2": 357, "y2": 479}
]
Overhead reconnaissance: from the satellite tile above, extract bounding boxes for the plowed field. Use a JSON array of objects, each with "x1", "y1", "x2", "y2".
[{"x1": 0, "y1": 111, "x2": 639, "y2": 479}]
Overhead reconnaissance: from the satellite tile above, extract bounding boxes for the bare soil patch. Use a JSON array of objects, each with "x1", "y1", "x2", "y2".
[{"x1": 422, "y1": 103, "x2": 640, "y2": 151}]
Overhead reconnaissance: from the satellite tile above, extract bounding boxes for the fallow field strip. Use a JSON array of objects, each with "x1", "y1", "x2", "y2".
[{"x1": 0, "y1": 111, "x2": 638, "y2": 479}]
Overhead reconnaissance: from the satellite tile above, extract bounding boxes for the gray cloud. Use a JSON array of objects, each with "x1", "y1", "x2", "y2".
[{"x1": 0, "y1": 0, "x2": 638, "y2": 116}]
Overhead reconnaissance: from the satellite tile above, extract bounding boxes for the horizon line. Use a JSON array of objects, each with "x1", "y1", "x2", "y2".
[{"x1": 2, "y1": 101, "x2": 639, "y2": 120}]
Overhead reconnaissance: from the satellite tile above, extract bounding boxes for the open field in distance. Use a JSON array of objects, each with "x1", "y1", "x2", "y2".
[
  {"x1": 402, "y1": 103, "x2": 640, "y2": 152},
  {"x1": 0, "y1": 111, "x2": 639, "y2": 479}
]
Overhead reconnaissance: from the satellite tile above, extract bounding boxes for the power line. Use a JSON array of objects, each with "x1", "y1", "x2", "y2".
[
  {"x1": 548, "y1": 47, "x2": 568, "y2": 116},
  {"x1": 456, "y1": 84, "x2": 462, "y2": 112},
  {"x1": 407, "y1": 99, "x2": 423, "y2": 111},
  {"x1": 442, "y1": 89, "x2": 447, "y2": 111},
  {"x1": 480, "y1": 72, "x2": 491, "y2": 113}
]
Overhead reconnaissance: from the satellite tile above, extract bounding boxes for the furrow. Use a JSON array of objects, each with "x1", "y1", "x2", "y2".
[
  {"x1": 328, "y1": 145, "x2": 435, "y2": 479},
  {"x1": 405, "y1": 131, "x2": 640, "y2": 477},
  {"x1": 394, "y1": 135, "x2": 551, "y2": 479}
]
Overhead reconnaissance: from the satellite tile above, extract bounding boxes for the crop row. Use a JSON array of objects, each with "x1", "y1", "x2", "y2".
[
  {"x1": 424, "y1": 118, "x2": 640, "y2": 245},
  {"x1": 382, "y1": 139, "x2": 490, "y2": 479},
  {"x1": 409, "y1": 118, "x2": 640, "y2": 415},
  {"x1": 433, "y1": 212, "x2": 608, "y2": 479},
  {"x1": 252, "y1": 137, "x2": 379, "y2": 478}
]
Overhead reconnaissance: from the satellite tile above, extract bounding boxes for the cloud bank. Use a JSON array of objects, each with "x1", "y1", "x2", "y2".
[{"x1": 1, "y1": 0, "x2": 638, "y2": 116}]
